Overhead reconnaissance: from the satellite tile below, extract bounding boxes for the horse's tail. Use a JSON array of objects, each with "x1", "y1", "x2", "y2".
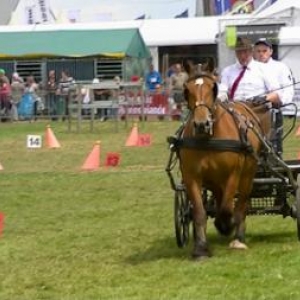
[{"x1": 214, "y1": 208, "x2": 235, "y2": 236}]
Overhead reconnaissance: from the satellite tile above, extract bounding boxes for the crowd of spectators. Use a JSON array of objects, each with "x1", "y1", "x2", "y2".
[
  {"x1": 0, "y1": 69, "x2": 76, "y2": 122},
  {"x1": 0, "y1": 62, "x2": 189, "y2": 122}
]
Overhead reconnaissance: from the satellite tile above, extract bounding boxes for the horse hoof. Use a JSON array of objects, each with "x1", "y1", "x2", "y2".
[
  {"x1": 192, "y1": 248, "x2": 212, "y2": 260},
  {"x1": 229, "y1": 239, "x2": 248, "y2": 250},
  {"x1": 192, "y1": 254, "x2": 210, "y2": 262}
]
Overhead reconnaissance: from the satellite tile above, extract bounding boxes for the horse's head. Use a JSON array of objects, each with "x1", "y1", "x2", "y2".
[{"x1": 183, "y1": 59, "x2": 218, "y2": 137}]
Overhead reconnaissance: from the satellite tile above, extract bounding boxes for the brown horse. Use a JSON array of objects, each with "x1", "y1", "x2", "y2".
[{"x1": 179, "y1": 62, "x2": 270, "y2": 259}]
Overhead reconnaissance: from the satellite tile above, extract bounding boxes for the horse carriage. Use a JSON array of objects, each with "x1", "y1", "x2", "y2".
[{"x1": 165, "y1": 61, "x2": 300, "y2": 259}]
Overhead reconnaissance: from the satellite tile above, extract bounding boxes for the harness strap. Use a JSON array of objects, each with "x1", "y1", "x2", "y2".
[
  {"x1": 171, "y1": 137, "x2": 253, "y2": 153},
  {"x1": 219, "y1": 101, "x2": 249, "y2": 147}
]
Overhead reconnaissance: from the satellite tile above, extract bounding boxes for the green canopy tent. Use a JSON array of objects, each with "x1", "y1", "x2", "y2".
[
  {"x1": 0, "y1": 27, "x2": 151, "y2": 81},
  {"x1": 0, "y1": 28, "x2": 150, "y2": 59}
]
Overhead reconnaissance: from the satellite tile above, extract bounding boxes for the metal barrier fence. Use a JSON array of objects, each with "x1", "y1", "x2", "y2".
[
  {"x1": 2, "y1": 82, "x2": 187, "y2": 126},
  {"x1": 4, "y1": 83, "x2": 300, "y2": 126}
]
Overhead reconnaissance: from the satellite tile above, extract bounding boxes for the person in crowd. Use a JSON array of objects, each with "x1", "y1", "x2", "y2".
[
  {"x1": 145, "y1": 63, "x2": 162, "y2": 92},
  {"x1": 46, "y1": 70, "x2": 58, "y2": 120},
  {"x1": 165, "y1": 64, "x2": 176, "y2": 87},
  {"x1": 253, "y1": 38, "x2": 295, "y2": 155},
  {"x1": 167, "y1": 64, "x2": 176, "y2": 78},
  {"x1": 92, "y1": 77, "x2": 112, "y2": 121},
  {"x1": 10, "y1": 72, "x2": 25, "y2": 121},
  {"x1": 168, "y1": 63, "x2": 188, "y2": 121},
  {"x1": 57, "y1": 70, "x2": 75, "y2": 120},
  {"x1": 169, "y1": 63, "x2": 188, "y2": 103},
  {"x1": 24, "y1": 74, "x2": 39, "y2": 93},
  {"x1": 0, "y1": 69, "x2": 12, "y2": 120},
  {"x1": 0, "y1": 68, "x2": 10, "y2": 86},
  {"x1": 17, "y1": 74, "x2": 39, "y2": 120},
  {"x1": 26, "y1": 74, "x2": 41, "y2": 118},
  {"x1": 219, "y1": 37, "x2": 283, "y2": 155}
]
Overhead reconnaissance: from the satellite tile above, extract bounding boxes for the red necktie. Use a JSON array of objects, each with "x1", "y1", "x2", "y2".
[{"x1": 229, "y1": 66, "x2": 247, "y2": 100}]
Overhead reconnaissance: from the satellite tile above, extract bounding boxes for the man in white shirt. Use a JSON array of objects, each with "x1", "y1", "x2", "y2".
[
  {"x1": 219, "y1": 37, "x2": 284, "y2": 156},
  {"x1": 253, "y1": 38, "x2": 294, "y2": 105},
  {"x1": 254, "y1": 38, "x2": 295, "y2": 156},
  {"x1": 219, "y1": 37, "x2": 281, "y2": 106}
]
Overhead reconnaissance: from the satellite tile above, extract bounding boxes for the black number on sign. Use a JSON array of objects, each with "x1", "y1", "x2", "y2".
[{"x1": 29, "y1": 137, "x2": 41, "y2": 146}]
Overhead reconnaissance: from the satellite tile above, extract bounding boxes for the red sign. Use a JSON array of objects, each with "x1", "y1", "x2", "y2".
[
  {"x1": 0, "y1": 212, "x2": 5, "y2": 236},
  {"x1": 138, "y1": 134, "x2": 152, "y2": 146},
  {"x1": 118, "y1": 92, "x2": 170, "y2": 116},
  {"x1": 105, "y1": 153, "x2": 121, "y2": 167}
]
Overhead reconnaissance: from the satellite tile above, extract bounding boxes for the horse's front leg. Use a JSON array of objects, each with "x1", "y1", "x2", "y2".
[
  {"x1": 185, "y1": 180, "x2": 211, "y2": 259},
  {"x1": 214, "y1": 174, "x2": 237, "y2": 237},
  {"x1": 229, "y1": 191, "x2": 248, "y2": 250}
]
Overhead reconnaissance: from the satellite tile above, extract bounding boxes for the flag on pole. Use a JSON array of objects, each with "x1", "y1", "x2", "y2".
[
  {"x1": 67, "y1": 9, "x2": 80, "y2": 23},
  {"x1": 175, "y1": 9, "x2": 188, "y2": 18},
  {"x1": 36, "y1": 0, "x2": 52, "y2": 23},
  {"x1": 135, "y1": 14, "x2": 146, "y2": 20},
  {"x1": 24, "y1": 5, "x2": 36, "y2": 24},
  {"x1": 231, "y1": 0, "x2": 254, "y2": 14},
  {"x1": 214, "y1": 0, "x2": 231, "y2": 15}
]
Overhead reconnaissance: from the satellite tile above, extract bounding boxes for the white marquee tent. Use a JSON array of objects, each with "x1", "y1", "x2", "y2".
[
  {"x1": 2, "y1": 0, "x2": 300, "y2": 76},
  {"x1": 254, "y1": 0, "x2": 300, "y2": 25}
]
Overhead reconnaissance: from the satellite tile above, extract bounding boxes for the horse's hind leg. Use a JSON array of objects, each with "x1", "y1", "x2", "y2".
[{"x1": 185, "y1": 179, "x2": 211, "y2": 259}]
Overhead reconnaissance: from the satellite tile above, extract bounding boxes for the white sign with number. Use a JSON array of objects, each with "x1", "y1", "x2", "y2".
[{"x1": 27, "y1": 135, "x2": 42, "y2": 148}]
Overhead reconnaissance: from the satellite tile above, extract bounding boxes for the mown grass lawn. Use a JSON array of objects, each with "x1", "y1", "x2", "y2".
[{"x1": 0, "y1": 118, "x2": 300, "y2": 300}]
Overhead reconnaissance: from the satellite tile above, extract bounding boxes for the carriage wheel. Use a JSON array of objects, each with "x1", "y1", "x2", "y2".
[
  {"x1": 174, "y1": 189, "x2": 191, "y2": 248},
  {"x1": 296, "y1": 174, "x2": 300, "y2": 241}
]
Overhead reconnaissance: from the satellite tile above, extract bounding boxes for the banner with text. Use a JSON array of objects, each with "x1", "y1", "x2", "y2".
[{"x1": 118, "y1": 92, "x2": 170, "y2": 116}]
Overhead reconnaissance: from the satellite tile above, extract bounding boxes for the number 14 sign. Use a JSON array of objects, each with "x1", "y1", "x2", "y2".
[{"x1": 27, "y1": 135, "x2": 42, "y2": 149}]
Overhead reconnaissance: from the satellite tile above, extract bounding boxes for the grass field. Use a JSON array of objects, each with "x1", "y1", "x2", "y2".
[{"x1": 1, "y1": 118, "x2": 300, "y2": 300}]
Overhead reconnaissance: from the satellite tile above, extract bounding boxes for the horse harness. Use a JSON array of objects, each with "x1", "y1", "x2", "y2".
[
  {"x1": 169, "y1": 102, "x2": 260, "y2": 156},
  {"x1": 170, "y1": 74, "x2": 266, "y2": 159}
]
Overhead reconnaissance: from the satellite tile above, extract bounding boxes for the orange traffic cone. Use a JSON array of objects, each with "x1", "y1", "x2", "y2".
[
  {"x1": 81, "y1": 141, "x2": 101, "y2": 171},
  {"x1": 296, "y1": 126, "x2": 300, "y2": 137},
  {"x1": 45, "y1": 125, "x2": 61, "y2": 148},
  {"x1": 125, "y1": 123, "x2": 139, "y2": 146}
]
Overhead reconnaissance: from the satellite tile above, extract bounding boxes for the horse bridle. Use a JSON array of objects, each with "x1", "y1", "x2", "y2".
[{"x1": 185, "y1": 73, "x2": 218, "y2": 114}]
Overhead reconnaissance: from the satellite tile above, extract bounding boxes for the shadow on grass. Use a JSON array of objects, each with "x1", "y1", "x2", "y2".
[
  {"x1": 124, "y1": 236, "x2": 192, "y2": 265},
  {"x1": 124, "y1": 231, "x2": 241, "y2": 265},
  {"x1": 247, "y1": 229, "x2": 297, "y2": 244},
  {"x1": 124, "y1": 228, "x2": 297, "y2": 265}
]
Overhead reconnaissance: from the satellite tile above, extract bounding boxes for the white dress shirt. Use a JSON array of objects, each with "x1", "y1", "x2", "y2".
[
  {"x1": 219, "y1": 58, "x2": 281, "y2": 102},
  {"x1": 263, "y1": 58, "x2": 294, "y2": 105}
]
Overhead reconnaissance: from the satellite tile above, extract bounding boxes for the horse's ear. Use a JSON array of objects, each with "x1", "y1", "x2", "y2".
[
  {"x1": 183, "y1": 59, "x2": 195, "y2": 77},
  {"x1": 201, "y1": 57, "x2": 215, "y2": 74}
]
